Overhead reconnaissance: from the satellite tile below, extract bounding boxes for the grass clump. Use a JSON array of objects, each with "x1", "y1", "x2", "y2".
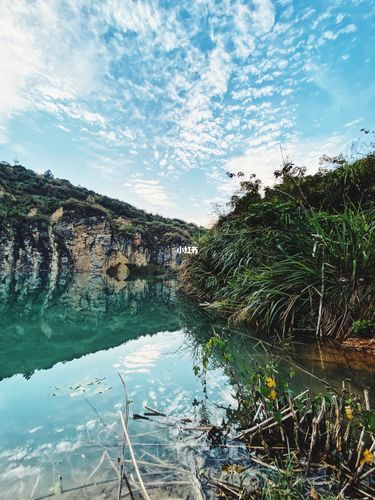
[{"x1": 181, "y1": 153, "x2": 375, "y2": 340}]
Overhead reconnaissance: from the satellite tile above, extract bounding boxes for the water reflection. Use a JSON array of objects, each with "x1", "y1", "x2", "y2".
[
  {"x1": 0, "y1": 273, "x2": 178, "y2": 380},
  {"x1": 0, "y1": 273, "x2": 374, "y2": 498},
  {"x1": 1, "y1": 271, "x2": 374, "y2": 392}
]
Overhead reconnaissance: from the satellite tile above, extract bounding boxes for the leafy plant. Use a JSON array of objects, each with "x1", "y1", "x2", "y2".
[
  {"x1": 181, "y1": 154, "x2": 375, "y2": 340},
  {"x1": 353, "y1": 319, "x2": 374, "y2": 337}
]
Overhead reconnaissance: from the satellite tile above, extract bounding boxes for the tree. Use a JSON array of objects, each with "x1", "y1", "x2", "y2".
[
  {"x1": 229, "y1": 173, "x2": 262, "y2": 214},
  {"x1": 44, "y1": 169, "x2": 54, "y2": 179}
]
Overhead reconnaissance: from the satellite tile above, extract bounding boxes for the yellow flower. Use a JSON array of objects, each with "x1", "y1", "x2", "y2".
[
  {"x1": 222, "y1": 464, "x2": 245, "y2": 474},
  {"x1": 269, "y1": 389, "x2": 277, "y2": 400},
  {"x1": 360, "y1": 449, "x2": 374, "y2": 465},
  {"x1": 345, "y1": 406, "x2": 353, "y2": 420},
  {"x1": 265, "y1": 377, "x2": 276, "y2": 388}
]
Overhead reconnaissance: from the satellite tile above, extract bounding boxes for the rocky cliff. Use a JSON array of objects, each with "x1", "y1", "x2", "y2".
[
  {"x1": 0, "y1": 210, "x2": 185, "y2": 285},
  {"x1": 0, "y1": 162, "x2": 200, "y2": 285}
]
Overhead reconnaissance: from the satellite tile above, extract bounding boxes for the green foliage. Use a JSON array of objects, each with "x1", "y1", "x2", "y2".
[
  {"x1": 0, "y1": 161, "x2": 202, "y2": 245},
  {"x1": 112, "y1": 219, "x2": 134, "y2": 237},
  {"x1": 353, "y1": 319, "x2": 374, "y2": 337},
  {"x1": 62, "y1": 198, "x2": 109, "y2": 217},
  {"x1": 182, "y1": 154, "x2": 375, "y2": 339},
  {"x1": 163, "y1": 231, "x2": 188, "y2": 244},
  {"x1": 43, "y1": 169, "x2": 54, "y2": 179},
  {"x1": 260, "y1": 457, "x2": 309, "y2": 500},
  {"x1": 192, "y1": 337, "x2": 374, "y2": 497},
  {"x1": 264, "y1": 154, "x2": 375, "y2": 211}
]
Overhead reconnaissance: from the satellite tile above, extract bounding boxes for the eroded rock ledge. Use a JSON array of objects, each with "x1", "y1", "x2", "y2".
[{"x1": 0, "y1": 209, "x2": 185, "y2": 286}]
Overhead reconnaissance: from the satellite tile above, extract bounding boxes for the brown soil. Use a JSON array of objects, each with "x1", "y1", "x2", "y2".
[{"x1": 340, "y1": 337, "x2": 375, "y2": 354}]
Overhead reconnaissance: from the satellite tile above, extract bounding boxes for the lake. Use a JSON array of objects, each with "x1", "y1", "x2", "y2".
[{"x1": 0, "y1": 273, "x2": 374, "y2": 499}]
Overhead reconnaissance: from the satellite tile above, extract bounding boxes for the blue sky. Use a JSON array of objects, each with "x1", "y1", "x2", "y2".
[{"x1": 0, "y1": 0, "x2": 374, "y2": 225}]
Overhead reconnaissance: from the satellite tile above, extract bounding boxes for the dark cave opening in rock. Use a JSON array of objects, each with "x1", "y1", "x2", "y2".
[{"x1": 105, "y1": 262, "x2": 129, "y2": 281}]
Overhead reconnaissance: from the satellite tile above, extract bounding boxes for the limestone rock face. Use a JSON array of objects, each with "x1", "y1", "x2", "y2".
[{"x1": 0, "y1": 212, "x2": 185, "y2": 287}]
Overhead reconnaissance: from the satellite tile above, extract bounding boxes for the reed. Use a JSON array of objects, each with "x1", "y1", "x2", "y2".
[
  {"x1": 192, "y1": 339, "x2": 375, "y2": 499},
  {"x1": 181, "y1": 205, "x2": 375, "y2": 340}
]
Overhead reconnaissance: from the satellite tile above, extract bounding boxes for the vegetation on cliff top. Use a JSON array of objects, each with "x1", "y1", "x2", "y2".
[
  {"x1": 181, "y1": 149, "x2": 375, "y2": 340},
  {"x1": 0, "y1": 162, "x2": 201, "y2": 245}
]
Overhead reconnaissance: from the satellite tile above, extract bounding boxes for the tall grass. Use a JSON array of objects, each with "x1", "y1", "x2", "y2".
[{"x1": 181, "y1": 205, "x2": 375, "y2": 339}]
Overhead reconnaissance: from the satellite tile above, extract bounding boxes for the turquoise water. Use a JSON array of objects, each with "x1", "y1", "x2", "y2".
[
  {"x1": 0, "y1": 274, "x2": 374, "y2": 499},
  {"x1": 0, "y1": 275, "x2": 236, "y2": 498}
]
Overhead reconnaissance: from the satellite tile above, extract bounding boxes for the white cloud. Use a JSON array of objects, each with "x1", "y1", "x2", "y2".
[
  {"x1": 0, "y1": 464, "x2": 41, "y2": 481},
  {"x1": 55, "y1": 440, "x2": 81, "y2": 453},
  {"x1": 119, "y1": 330, "x2": 183, "y2": 374},
  {"x1": 341, "y1": 23, "x2": 357, "y2": 34},
  {"x1": 56, "y1": 124, "x2": 70, "y2": 132},
  {"x1": 204, "y1": 39, "x2": 232, "y2": 96},
  {"x1": 0, "y1": 0, "x2": 371, "y2": 225},
  {"x1": 344, "y1": 118, "x2": 363, "y2": 128},
  {"x1": 233, "y1": 0, "x2": 275, "y2": 58},
  {"x1": 29, "y1": 426, "x2": 43, "y2": 434},
  {"x1": 336, "y1": 14, "x2": 345, "y2": 24},
  {"x1": 100, "y1": 0, "x2": 161, "y2": 34},
  {"x1": 98, "y1": 130, "x2": 117, "y2": 142},
  {"x1": 252, "y1": 0, "x2": 276, "y2": 33},
  {"x1": 0, "y1": 0, "x2": 112, "y2": 145},
  {"x1": 125, "y1": 178, "x2": 176, "y2": 209}
]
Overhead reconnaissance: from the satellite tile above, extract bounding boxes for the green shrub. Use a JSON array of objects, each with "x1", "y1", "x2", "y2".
[
  {"x1": 181, "y1": 154, "x2": 375, "y2": 340},
  {"x1": 0, "y1": 162, "x2": 201, "y2": 256},
  {"x1": 353, "y1": 319, "x2": 374, "y2": 337}
]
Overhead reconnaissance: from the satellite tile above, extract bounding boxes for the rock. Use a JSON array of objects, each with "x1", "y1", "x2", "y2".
[{"x1": 0, "y1": 212, "x2": 186, "y2": 289}]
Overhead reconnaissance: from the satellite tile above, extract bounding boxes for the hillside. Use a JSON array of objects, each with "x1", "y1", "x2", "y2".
[
  {"x1": 181, "y1": 153, "x2": 375, "y2": 340},
  {"x1": 0, "y1": 162, "x2": 202, "y2": 284},
  {"x1": 0, "y1": 162, "x2": 201, "y2": 245}
]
